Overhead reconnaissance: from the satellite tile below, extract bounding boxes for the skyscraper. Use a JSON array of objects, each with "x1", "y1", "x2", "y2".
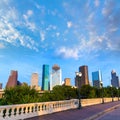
[
  {"x1": 50, "y1": 64, "x2": 62, "y2": 90},
  {"x1": 64, "y1": 78, "x2": 71, "y2": 86},
  {"x1": 75, "y1": 65, "x2": 89, "y2": 88},
  {"x1": 92, "y1": 70, "x2": 102, "y2": 88},
  {"x1": 0, "y1": 83, "x2": 2, "y2": 89},
  {"x1": 111, "y1": 70, "x2": 120, "y2": 88},
  {"x1": 31, "y1": 73, "x2": 39, "y2": 89},
  {"x1": 42, "y1": 65, "x2": 49, "y2": 91},
  {"x1": 6, "y1": 70, "x2": 18, "y2": 88}
]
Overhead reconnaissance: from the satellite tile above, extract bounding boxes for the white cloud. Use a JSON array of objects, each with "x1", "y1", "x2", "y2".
[
  {"x1": 67, "y1": 21, "x2": 72, "y2": 28},
  {"x1": 56, "y1": 32, "x2": 60, "y2": 37},
  {"x1": 0, "y1": 8, "x2": 38, "y2": 51},
  {"x1": 102, "y1": 0, "x2": 115, "y2": 16},
  {"x1": 23, "y1": 10, "x2": 36, "y2": 31},
  {"x1": 87, "y1": 12, "x2": 94, "y2": 22},
  {"x1": 46, "y1": 25, "x2": 57, "y2": 31},
  {"x1": 109, "y1": 27, "x2": 118, "y2": 32},
  {"x1": 27, "y1": 10, "x2": 33, "y2": 16},
  {"x1": 94, "y1": 0, "x2": 100, "y2": 7},
  {"x1": 56, "y1": 46, "x2": 79, "y2": 60},
  {"x1": 0, "y1": 43, "x2": 5, "y2": 49},
  {"x1": 40, "y1": 31, "x2": 45, "y2": 42}
]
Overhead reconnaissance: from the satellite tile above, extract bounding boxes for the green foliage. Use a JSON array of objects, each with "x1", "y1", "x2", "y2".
[
  {"x1": 0, "y1": 84, "x2": 120, "y2": 105},
  {"x1": 0, "y1": 84, "x2": 39, "y2": 105},
  {"x1": 39, "y1": 85, "x2": 78, "y2": 102},
  {"x1": 80, "y1": 85, "x2": 97, "y2": 98}
]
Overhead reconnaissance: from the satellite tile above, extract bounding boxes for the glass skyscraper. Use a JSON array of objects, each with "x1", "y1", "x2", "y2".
[
  {"x1": 92, "y1": 70, "x2": 102, "y2": 88},
  {"x1": 50, "y1": 64, "x2": 62, "y2": 90},
  {"x1": 42, "y1": 64, "x2": 49, "y2": 90},
  {"x1": 111, "y1": 70, "x2": 120, "y2": 88}
]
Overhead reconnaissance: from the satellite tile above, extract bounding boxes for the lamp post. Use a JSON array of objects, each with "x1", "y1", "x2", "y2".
[
  {"x1": 100, "y1": 81, "x2": 104, "y2": 104},
  {"x1": 110, "y1": 85, "x2": 114, "y2": 102},
  {"x1": 75, "y1": 72, "x2": 82, "y2": 109}
]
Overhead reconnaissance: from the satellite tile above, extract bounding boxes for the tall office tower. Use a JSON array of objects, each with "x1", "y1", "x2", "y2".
[
  {"x1": 92, "y1": 70, "x2": 102, "y2": 88},
  {"x1": 31, "y1": 73, "x2": 39, "y2": 89},
  {"x1": 0, "y1": 83, "x2": 2, "y2": 89},
  {"x1": 50, "y1": 64, "x2": 62, "y2": 90},
  {"x1": 6, "y1": 70, "x2": 18, "y2": 88},
  {"x1": 42, "y1": 65, "x2": 49, "y2": 91},
  {"x1": 64, "y1": 78, "x2": 71, "y2": 86},
  {"x1": 75, "y1": 65, "x2": 89, "y2": 88},
  {"x1": 111, "y1": 70, "x2": 120, "y2": 88}
]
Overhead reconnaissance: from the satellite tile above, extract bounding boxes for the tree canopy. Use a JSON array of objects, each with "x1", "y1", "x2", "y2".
[{"x1": 0, "y1": 84, "x2": 120, "y2": 105}]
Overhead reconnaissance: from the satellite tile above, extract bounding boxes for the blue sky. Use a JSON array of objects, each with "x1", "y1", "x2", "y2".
[{"x1": 0, "y1": 0, "x2": 120, "y2": 88}]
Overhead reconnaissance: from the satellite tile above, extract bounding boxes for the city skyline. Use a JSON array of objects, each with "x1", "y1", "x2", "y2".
[{"x1": 0, "y1": 0, "x2": 120, "y2": 88}]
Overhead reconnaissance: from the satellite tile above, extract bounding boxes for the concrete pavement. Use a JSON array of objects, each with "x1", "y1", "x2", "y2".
[
  {"x1": 25, "y1": 101, "x2": 120, "y2": 120},
  {"x1": 94, "y1": 104, "x2": 120, "y2": 120}
]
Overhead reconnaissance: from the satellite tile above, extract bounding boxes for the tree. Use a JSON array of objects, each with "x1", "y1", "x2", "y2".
[
  {"x1": 0, "y1": 84, "x2": 40, "y2": 105},
  {"x1": 80, "y1": 85, "x2": 96, "y2": 98}
]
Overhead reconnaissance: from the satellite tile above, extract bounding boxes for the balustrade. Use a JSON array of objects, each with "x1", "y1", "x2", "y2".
[
  {"x1": 0, "y1": 98, "x2": 118, "y2": 120},
  {"x1": 0, "y1": 99, "x2": 77, "y2": 120}
]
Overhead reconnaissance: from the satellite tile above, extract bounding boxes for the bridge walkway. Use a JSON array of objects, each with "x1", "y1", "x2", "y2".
[{"x1": 25, "y1": 101, "x2": 120, "y2": 120}]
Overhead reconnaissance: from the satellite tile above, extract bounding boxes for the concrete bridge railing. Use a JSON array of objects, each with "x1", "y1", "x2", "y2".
[{"x1": 0, "y1": 97, "x2": 119, "y2": 120}]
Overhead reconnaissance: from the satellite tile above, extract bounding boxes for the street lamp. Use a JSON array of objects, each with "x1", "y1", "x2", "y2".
[
  {"x1": 110, "y1": 85, "x2": 114, "y2": 102},
  {"x1": 116, "y1": 87, "x2": 119, "y2": 101},
  {"x1": 75, "y1": 72, "x2": 82, "y2": 109},
  {"x1": 100, "y1": 81, "x2": 104, "y2": 104}
]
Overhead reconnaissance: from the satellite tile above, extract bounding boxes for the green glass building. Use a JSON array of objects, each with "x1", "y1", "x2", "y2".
[{"x1": 42, "y1": 64, "x2": 49, "y2": 90}]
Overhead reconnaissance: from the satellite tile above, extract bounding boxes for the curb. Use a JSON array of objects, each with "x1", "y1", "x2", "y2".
[{"x1": 84, "y1": 104, "x2": 120, "y2": 120}]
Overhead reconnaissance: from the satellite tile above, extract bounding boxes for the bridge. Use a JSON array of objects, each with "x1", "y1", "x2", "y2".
[{"x1": 0, "y1": 98, "x2": 120, "y2": 120}]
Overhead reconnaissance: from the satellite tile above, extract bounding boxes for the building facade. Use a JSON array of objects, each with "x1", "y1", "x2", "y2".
[
  {"x1": 64, "y1": 78, "x2": 71, "y2": 86},
  {"x1": 31, "y1": 73, "x2": 39, "y2": 89},
  {"x1": 50, "y1": 64, "x2": 62, "y2": 90},
  {"x1": 6, "y1": 70, "x2": 18, "y2": 88},
  {"x1": 75, "y1": 65, "x2": 89, "y2": 88},
  {"x1": 0, "y1": 83, "x2": 2, "y2": 89},
  {"x1": 111, "y1": 70, "x2": 120, "y2": 88},
  {"x1": 42, "y1": 65, "x2": 49, "y2": 91},
  {"x1": 92, "y1": 70, "x2": 102, "y2": 88}
]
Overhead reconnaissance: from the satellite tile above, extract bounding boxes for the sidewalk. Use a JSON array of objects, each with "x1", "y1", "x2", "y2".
[{"x1": 25, "y1": 101, "x2": 120, "y2": 120}]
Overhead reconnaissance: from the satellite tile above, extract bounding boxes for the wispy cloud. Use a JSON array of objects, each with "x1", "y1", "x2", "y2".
[
  {"x1": 40, "y1": 31, "x2": 45, "y2": 42},
  {"x1": 0, "y1": 43, "x2": 5, "y2": 49},
  {"x1": 67, "y1": 21, "x2": 72, "y2": 28},
  {"x1": 23, "y1": 10, "x2": 36, "y2": 31},
  {"x1": 94, "y1": 0, "x2": 100, "y2": 7},
  {"x1": 56, "y1": 46, "x2": 79, "y2": 60},
  {"x1": 0, "y1": 6, "x2": 38, "y2": 51}
]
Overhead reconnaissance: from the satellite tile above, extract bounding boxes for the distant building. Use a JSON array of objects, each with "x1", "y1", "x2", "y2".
[
  {"x1": 50, "y1": 64, "x2": 62, "y2": 90},
  {"x1": 64, "y1": 78, "x2": 71, "y2": 86},
  {"x1": 42, "y1": 65, "x2": 49, "y2": 91},
  {"x1": 75, "y1": 65, "x2": 89, "y2": 88},
  {"x1": 31, "y1": 73, "x2": 39, "y2": 89},
  {"x1": 6, "y1": 70, "x2": 21, "y2": 88},
  {"x1": 111, "y1": 70, "x2": 120, "y2": 88},
  {"x1": 92, "y1": 70, "x2": 102, "y2": 88},
  {"x1": 0, "y1": 83, "x2": 2, "y2": 89}
]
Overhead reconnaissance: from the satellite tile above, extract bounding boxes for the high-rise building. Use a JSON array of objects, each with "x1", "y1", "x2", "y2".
[
  {"x1": 6, "y1": 70, "x2": 18, "y2": 88},
  {"x1": 92, "y1": 70, "x2": 102, "y2": 88},
  {"x1": 31, "y1": 73, "x2": 39, "y2": 89},
  {"x1": 64, "y1": 78, "x2": 71, "y2": 86},
  {"x1": 50, "y1": 64, "x2": 62, "y2": 90},
  {"x1": 0, "y1": 83, "x2": 2, "y2": 89},
  {"x1": 75, "y1": 65, "x2": 89, "y2": 88},
  {"x1": 111, "y1": 70, "x2": 120, "y2": 88},
  {"x1": 42, "y1": 65, "x2": 49, "y2": 91}
]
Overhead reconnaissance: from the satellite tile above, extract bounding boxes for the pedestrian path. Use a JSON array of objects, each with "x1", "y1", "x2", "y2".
[{"x1": 25, "y1": 101, "x2": 120, "y2": 120}]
